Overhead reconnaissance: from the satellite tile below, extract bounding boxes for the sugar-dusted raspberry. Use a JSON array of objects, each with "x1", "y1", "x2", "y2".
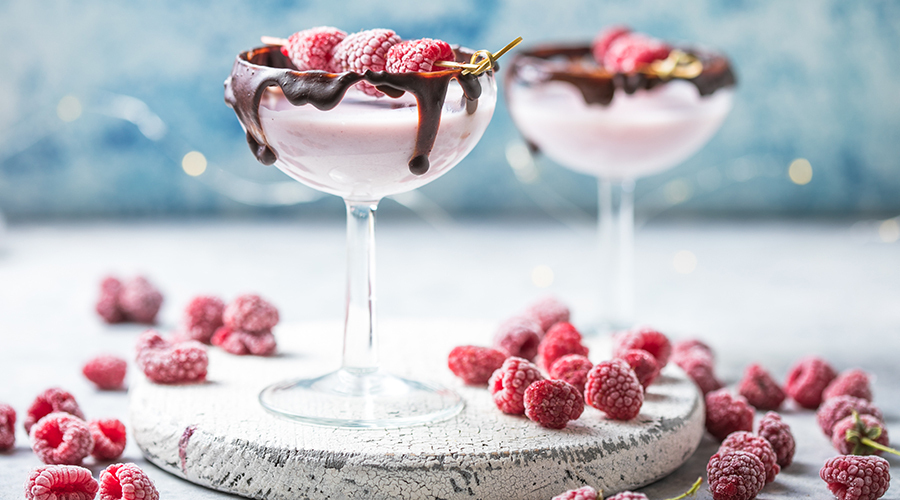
[
  {"x1": 721, "y1": 431, "x2": 780, "y2": 484},
  {"x1": 135, "y1": 330, "x2": 208, "y2": 384},
  {"x1": 211, "y1": 327, "x2": 278, "y2": 356},
  {"x1": 24, "y1": 388, "x2": 85, "y2": 434},
  {"x1": 30, "y1": 413, "x2": 93, "y2": 465},
  {"x1": 118, "y1": 276, "x2": 163, "y2": 324},
  {"x1": 707, "y1": 450, "x2": 767, "y2": 500},
  {"x1": 675, "y1": 351, "x2": 722, "y2": 395},
  {"x1": 613, "y1": 326, "x2": 672, "y2": 368},
  {"x1": 548, "y1": 354, "x2": 593, "y2": 395},
  {"x1": 489, "y1": 357, "x2": 544, "y2": 415},
  {"x1": 96, "y1": 276, "x2": 125, "y2": 324},
  {"x1": 705, "y1": 389, "x2": 754, "y2": 441},
  {"x1": 784, "y1": 356, "x2": 837, "y2": 409},
  {"x1": 607, "y1": 493, "x2": 648, "y2": 500},
  {"x1": 386, "y1": 38, "x2": 454, "y2": 73},
  {"x1": 820, "y1": 455, "x2": 890, "y2": 500},
  {"x1": 99, "y1": 463, "x2": 160, "y2": 500},
  {"x1": 591, "y1": 25, "x2": 632, "y2": 63},
  {"x1": 447, "y1": 345, "x2": 507, "y2": 385},
  {"x1": 333, "y1": 28, "x2": 402, "y2": 96},
  {"x1": 182, "y1": 295, "x2": 225, "y2": 344},
  {"x1": 831, "y1": 413, "x2": 890, "y2": 456},
  {"x1": 737, "y1": 363, "x2": 785, "y2": 411},
  {"x1": 603, "y1": 33, "x2": 672, "y2": 74},
  {"x1": 223, "y1": 294, "x2": 279, "y2": 333},
  {"x1": 817, "y1": 396, "x2": 883, "y2": 437},
  {"x1": 584, "y1": 359, "x2": 644, "y2": 420},
  {"x1": 552, "y1": 485, "x2": 599, "y2": 500},
  {"x1": 823, "y1": 369, "x2": 873, "y2": 402},
  {"x1": 82, "y1": 355, "x2": 127, "y2": 390},
  {"x1": 538, "y1": 322, "x2": 589, "y2": 371},
  {"x1": 617, "y1": 349, "x2": 660, "y2": 389},
  {"x1": 25, "y1": 465, "x2": 99, "y2": 500},
  {"x1": 524, "y1": 296, "x2": 571, "y2": 334},
  {"x1": 493, "y1": 316, "x2": 542, "y2": 361},
  {"x1": 524, "y1": 379, "x2": 584, "y2": 429},
  {"x1": 757, "y1": 411, "x2": 796, "y2": 468},
  {"x1": 89, "y1": 418, "x2": 126, "y2": 461},
  {"x1": 673, "y1": 338, "x2": 715, "y2": 361},
  {"x1": 0, "y1": 403, "x2": 15, "y2": 451},
  {"x1": 281, "y1": 26, "x2": 346, "y2": 72}
]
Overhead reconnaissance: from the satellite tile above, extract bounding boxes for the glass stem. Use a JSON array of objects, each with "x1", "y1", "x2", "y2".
[
  {"x1": 598, "y1": 178, "x2": 635, "y2": 329},
  {"x1": 342, "y1": 200, "x2": 379, "y2": 375}
]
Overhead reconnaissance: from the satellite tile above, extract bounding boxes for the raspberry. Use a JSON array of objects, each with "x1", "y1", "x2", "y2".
[
  {"x1": 135, "y1": 330, "x2": 208, "y2": 384},
  {"x1": 332, "y1": 28, "x2": 401, "y2": 96},
  {"x1": 0, "y1": 403, "x2": 15, "y2": 451},
  {"x1": 96, "y1": 276, "x2": 125, "y2": 323},
  {"x1": 211, "y1": 327, "x2": 278, "y2": 356},
  {"x1": 617, "y1": 349, "x2": 660, "y2": 389},
  {"x1": 675, "y1": 352, "x2": 722, "y2": 395},
  {"x1": 82, "y1": 355, "x2": 127, "y2": 390},
  {"x1": 832, "y1": 413, "x2": 891, "y2": 456},
  {"x1": 707, "y1": 450, "x2": 767, "y2": 500},
  {"x1": 24, "y1": 388, "x2": 85, "y2": 434},
  {"x1": 720, "y1": 431, "x2": 780, "y2": 484},
  {"x1": 538, "y1": 322, "x2": 589, "y2": 371},
  {"x1": 603, "y1": 33, "x2": 672, "y2": 73},
  {"x1": 89, "y1": 418, "x2": 126, "y2": 461},
  {"x1": 447, "y1": 345, "x2": 507, "y2": 385},
  {"x1": 737, "y1": 363, "x2": 785, "y2": 411},
  {"x1": 223, "y1": 294, "x2": 279, "y2": 333},
  {"x1": 584, "y1": 359, "x2": 644, "y2": 420},
  {"x1": 99, "y1": 463, "x2": 160, "y2": 500},
  {"x1": 613, "y1": 326, "x2": 672, "y2": 368},
  {"x1": 552, "y1": 485, "x2": 599, "y2": 500},
  {"x1": 823, "y1": 369, "x2": 873, "y2": 402},
  {"x1": 524, "y1": 379, "x2": 584, "y2": 429},
  {"x1": 705, "y1": 389, "x2": 754, "y2": 441},
  {"x1": 385, "y1": 38, "x2": 454, "y2": 73},
  {"x1": 673, "y1": 339, "x2": 715, "y2": 361},
  {"x1": 30, "y1": 413, "x2": 93, "y2": 465},
  {"x1": 817, "y1": 396, "x2": 883, "y2": 437},
  {"x1": 784, "y1": 356, "x2": 837, "y2": 409},
  {"x1": 118, "y1": 276, "x2": 163, "y2": 324},
  {"x1": 820, "y1": 455, "x2": 890, "y2": 500},
  {"x1": 25, "y1": 465, "x2": 99, "y2": 500},
  {"x1": 607, "y1": 493, "x2": 648, "y2": 500},
  {"x1": 182, "y1": 295, "x2": 225, "y2": 344},
  {"x1": 548, "y1": 354, "x2": 593, "y2": 395},
  {"x1": 493, "y1": 316, "x2": 542, "y2": 361},
  {"x1": 524, "y1": 296, "x2": 571, "y2": 334},
  {"x1": 591, "y1": 25, "x2": 632, "y2": 63},
  {"x1": 489, "y1": 357, "x2": 544, "y2": 415},
  {"x1": 281, "y1": 26, "x2": 346, "y2": 72},
  {"x1": 757, "y1": 411, "x2": 796, "y2": 468}
]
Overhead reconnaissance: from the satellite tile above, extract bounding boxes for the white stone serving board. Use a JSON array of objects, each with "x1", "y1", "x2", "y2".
[{"x1": 130, "y1": 319, "x2": 704, "y2": 500}]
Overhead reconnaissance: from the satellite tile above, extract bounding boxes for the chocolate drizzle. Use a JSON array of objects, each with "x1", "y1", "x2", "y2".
[{"x1": 224, "y1": 46, "x2": 484, "y2": 175}]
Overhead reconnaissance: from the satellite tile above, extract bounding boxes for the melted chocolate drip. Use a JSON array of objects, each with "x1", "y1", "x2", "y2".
[{"x1": 224, "y1": 46, "x2": 484, "y2": 175}]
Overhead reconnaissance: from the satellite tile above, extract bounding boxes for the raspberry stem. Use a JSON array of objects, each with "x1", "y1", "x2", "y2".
[
  {"x1": 858, "y1": 437, "x2": 900, "y2": 457},
  {"x1": 664, "y1": 477, "x2": 703, "y2": 500},
  {"x1": 844, "y1": 410, "x2": 900, "y2": 456}
]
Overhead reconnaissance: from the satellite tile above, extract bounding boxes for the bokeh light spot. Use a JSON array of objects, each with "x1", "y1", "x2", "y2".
[
  {"x1": 673, "y1": 250, "x2": 697, "y2": 274},
  {"x1": 879, "y1": 219, "x2": 899, "y2": 243},
  {"x1": 182, "y1": 151, "x2": 207, "y2": 176},
  {"x1": 57, "y1": 96, "x2": 82, "y2": 122},
  {"x1": 789, "y1": 158, "x2": 813, "y2": 185},
  {"x1": 531, "y1": 265, "x2": 554, "y2": 288},
  {"x1": 664, "y1": 179, "x2": 692, "y2": 204}
]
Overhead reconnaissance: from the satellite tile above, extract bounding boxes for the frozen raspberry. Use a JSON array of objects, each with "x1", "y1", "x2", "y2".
[
  {"x1": 82, "y1": 355, "x2": 127, "y2": 390},
  {"x1": 30, "y1": 413, "x2": 93, "y2": 465},
  {"x1": 784, "y1": 356, "x2": 837, "y2": 409},
  {"x1": 523, "y1": 296, "x2": 571, "y2": 334},
  {"x1": 493, "y1": 316, "x2": 542, "y2": 361},
  {"x1": 24, "y1": 388, "x2": 85, "y2": 434},
  {"x1": 548, "y1": 354, "x2": 593, "y2": 395},
  {"x1": 603, "y1": 33, "x2": 672, "y2": 73},
  {"x1": 617, "y1": 349, "x2": 660, "y2": 389},
  {"x1": 823, "y1": 369, "x2": 873, "y2": 402},
  {"x1": 333, "y1": 28, "x2": 401, "y2": 96},
  {"x1": 591, "y1": 25, "x2": 632, "y2": 63},
  {"x1": 524, "y1": 379, "x2": 584, "y2": 429},
  {"x1": 489, "y1": 357, "x2": 544, "y2": 415},
  {"x1": 223, "y1": 294, "x2": 279, "y2": 333},
  {"x1": 721, "y1": 431, "x2": 780, "y2": 484},
  {"x1": 96, "y1": 276, "x2": 125, "y2": 323},
  {"x1": 281, "y1": 26, "x2": 346, "y2": 72},
  {"x1": 705, "y1": 389, "x2": 754, "y2": 441},
  {"x1": 538, "y1": 322, "x2": 589, "y2": 371},
  {"x1": 613, "y1": 326, "x2": 672, "y2": 368},
  {"x1": 584, "y1": 359, "x2": 644, "y2": 420},
  {"x1": 89, "y1": 418, "x2": 126, "y2": 461},
  {"x1": 118, "y1": 276, "x2": 163, "y2": 324},
  {"x1": 832, "y1": 413, "x2": 890, "y2": 456},
  {"x1": 386, "y1": 38, "x2": 454, "y2": 73},
  {"x1": 25, "y1": 465, "x2": 99, "y2": 500},
  {"x1": 0, "y1": 403, "x2": 15, "y2": 451},
  {"x1": 552, "y1": 485, "x2": 599, "y2": 500},
  {"x1": 675, "y1": 352, "x2": 722, "y2": 395},
  {"x1": 99, "y1": 463, "x2": 160, "y2": 500},
  {"x1": 820, "y1": 455, "x2": 890, "y2": 500},
  {"x1": 211, "y1": 327, "x2": 278, "y2": 356},
  {"x1": 673, "y1": 338, "x2": 715, "y2": 361},
  {"x1": 707, "y1": 450, "x2": 766, "y2": 500},
  {"x1": 447, "y1": 345, "x2": 507, "y2": 385},
  {"x1": 817, "y1": 396, "x2": 883, "y2": 437},
  {"x1": 757, "y1": 411, "x2": 796, "y2": 468},
  {"x1": 607, "y1": 493, "x2": 648, "y2": 500},
  {"x1": 182, "y1": 295, "x2": 225, "y2": 343},
  {"x1": 135, "y1": 330, "x2": 208, "y2": 384},
  {"x1": 737, "y1": 363, "x2": 785, "y2": 411}
]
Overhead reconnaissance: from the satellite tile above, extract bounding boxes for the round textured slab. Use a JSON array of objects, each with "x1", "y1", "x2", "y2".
[{"x1": 131, "y1": 319, "x2": 704, "y2": 500}]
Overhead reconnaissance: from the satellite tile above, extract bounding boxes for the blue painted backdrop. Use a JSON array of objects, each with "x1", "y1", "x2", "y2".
[{"x1": 1, "y1": 0, "x2": 899, "y2": 219}]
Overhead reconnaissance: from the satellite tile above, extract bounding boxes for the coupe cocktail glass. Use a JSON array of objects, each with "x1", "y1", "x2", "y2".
[
  {"x1": 506, "y1": 44, "x2": 735, "y2": 330},
  {"x1": 225, "y1": 45, "x2": 497, "y2": 427}
]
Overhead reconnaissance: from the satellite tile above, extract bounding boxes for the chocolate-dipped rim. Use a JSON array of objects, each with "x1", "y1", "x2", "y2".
[
  {"x1": 224, "y1": 45, "x2": 487, "y2": 175},
  {"x1": 506, "y1": 44, "x2": 736, "y2": 106}
]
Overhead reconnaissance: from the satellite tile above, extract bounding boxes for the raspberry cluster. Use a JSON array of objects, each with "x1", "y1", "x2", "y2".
[
  {"x1": 135, "y1": 330, "x2": 208, "y2": 384},
  {"x1": 23, "y1": 462, "x2": 160, "y2": 500},
  {"x1": 95, "y1": 276, "x2": 163, "y2": 325},
  {"x1": 538, "y1": 322, "x2": 589, "y2": 371}
]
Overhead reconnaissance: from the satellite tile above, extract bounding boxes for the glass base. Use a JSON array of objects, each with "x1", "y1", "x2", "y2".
[{"x1": 259, "y1": 368, "x2": 464, "y2": 428}]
